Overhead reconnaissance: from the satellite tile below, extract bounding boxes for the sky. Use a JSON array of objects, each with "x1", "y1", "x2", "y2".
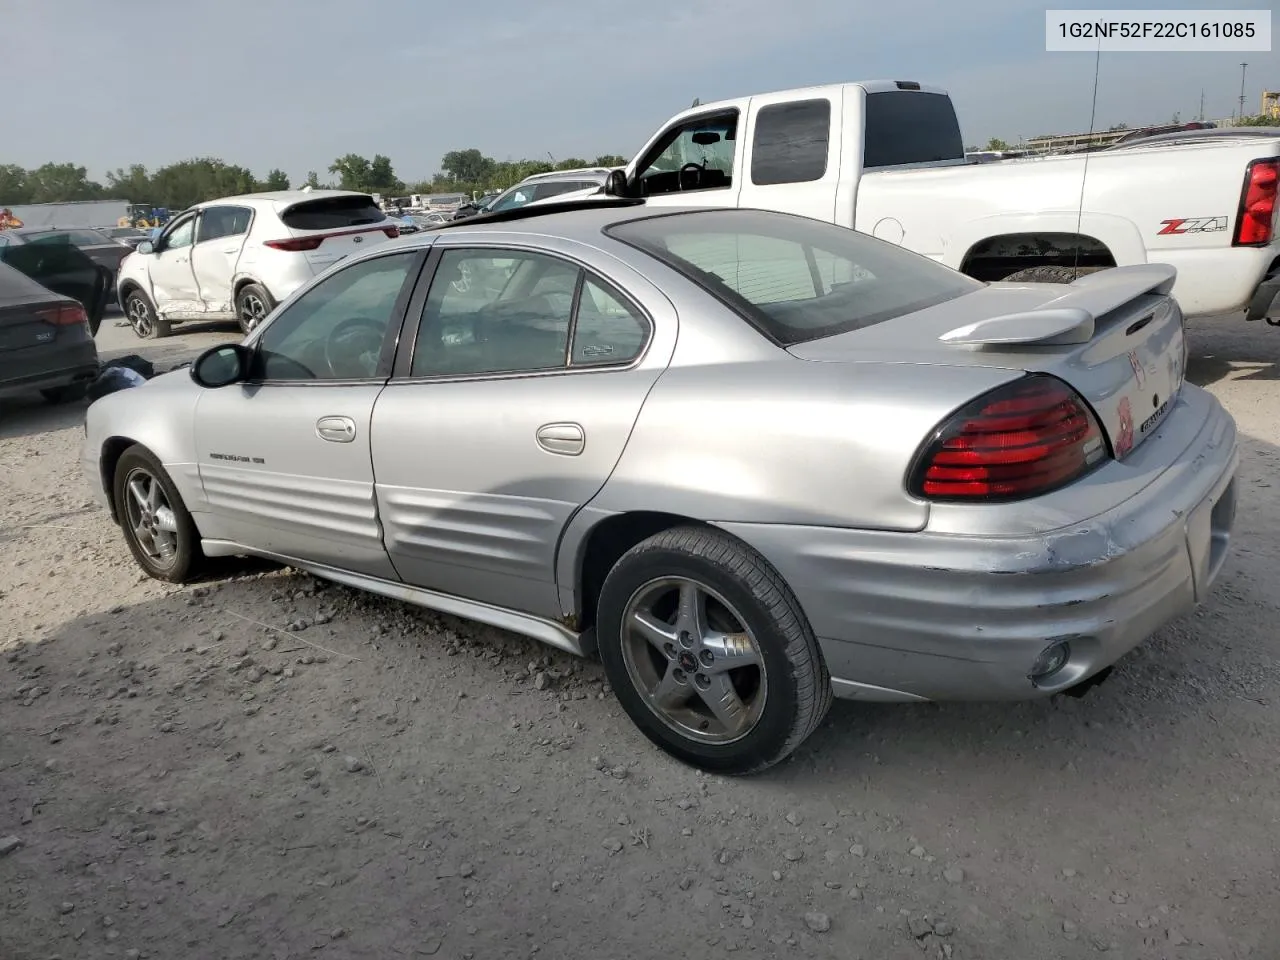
[{"x1": 5, "y1": 0, "x2": 1277, "y2": 183}]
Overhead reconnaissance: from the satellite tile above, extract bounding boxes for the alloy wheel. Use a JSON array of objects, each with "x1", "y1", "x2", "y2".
[
  {"x1": 620, "y1": 576, "x2": 768, "y2": 745},
  {"x1": 122, "y1": 467, "x2": 180, "y2": 571},
  {"x1": 240, "y1": 293, "x2": 268, "y2": 331},
  {"x1": 126, "y1": 297, "x2": 153, "y2": 337}
]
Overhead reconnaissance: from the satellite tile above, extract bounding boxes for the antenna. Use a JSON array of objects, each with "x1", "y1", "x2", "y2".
[
  {"x1": 1239, "y1": 63, "x2": 1248, "y2": 119},
  {"x1": 1072, "y1": 44, "x2": 1103, "y2": 279},
  {"x1": 1199, "y1": 89, "x2": 1205, "y2": 122}
]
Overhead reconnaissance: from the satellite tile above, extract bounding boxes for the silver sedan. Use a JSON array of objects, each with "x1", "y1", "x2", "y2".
[{"x1": 81, "y1": 200, "x2": 1239, "y2": 774}]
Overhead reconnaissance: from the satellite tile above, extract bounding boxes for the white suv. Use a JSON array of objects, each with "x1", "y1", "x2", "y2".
[{"x1": 116, "y1": 190, "x2": 398, "y2": 338}]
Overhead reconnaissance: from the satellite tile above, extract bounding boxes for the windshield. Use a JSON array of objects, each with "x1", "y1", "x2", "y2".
[{"x1": 605, "y1": 209, "x2": 982, "y2": 346}]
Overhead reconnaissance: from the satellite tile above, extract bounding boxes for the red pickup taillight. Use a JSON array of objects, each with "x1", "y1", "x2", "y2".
[
  {"x1": 1233, "y1": 158, "x2": 1279, "y2": 247},
  {"x1": 907, "y1": 375, "x2": 1108, "y2": 503}
]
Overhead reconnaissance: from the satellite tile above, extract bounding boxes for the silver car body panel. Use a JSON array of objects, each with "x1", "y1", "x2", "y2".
[
  {"x1": 81, "y1": 204, "x2": 1239, "y2": 704},
  {"x1": 372, "y1": 231, "x2": 679, "y2": 619}
]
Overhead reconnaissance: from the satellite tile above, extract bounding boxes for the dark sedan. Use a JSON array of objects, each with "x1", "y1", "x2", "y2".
[
  {"x1": 1, "y1": 226, "x2": 134, "y2": 275},
  {"x1": 0, "y1": 230, "x2": 115, "y2": 335},
  {"x1": 0, "y1": 260, "x2": 100, "y2": 404}
]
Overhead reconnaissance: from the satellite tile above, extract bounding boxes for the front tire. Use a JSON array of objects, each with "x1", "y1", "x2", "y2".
[
  {"x1": 112, "y1": 446, "x2": 204, "y2": 583},
  {"x1": 235, "y1": 283, "x2": 275, "y2": 335},
  {"x1": 123, "y1": 289, "x2": 169, "y2": 340},
  {"x1": 596, "y1": 525, "x2": 832, "y2": 775}
]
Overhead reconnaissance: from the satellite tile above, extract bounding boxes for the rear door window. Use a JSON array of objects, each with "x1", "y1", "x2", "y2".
[
  {"x1": 197, "y1": 205, "x2": 253, "y2": 243},
  {"x1": 280, "y1": 196, "x2": 387, "y2": 231},
  {"x1": 751, "y1": 99, "x2": 831, "y2": 185}
]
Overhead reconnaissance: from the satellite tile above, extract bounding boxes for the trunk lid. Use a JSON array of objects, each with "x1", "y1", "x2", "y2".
[
  {"x1": 787, "y1": 264, "x2": 1186, "y2": 460},
  {"x1": 274, "y1": 194, "x2": 398, "y2": 273}
]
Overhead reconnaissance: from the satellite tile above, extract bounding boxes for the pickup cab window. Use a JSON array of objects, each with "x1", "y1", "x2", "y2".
[
  {"x1": 635, "y1": 111, "x2": 738, "y2": 197},
  {"x1": 751, "y1": 99, "x2": 831, "y2": 185},
  {"x1": 863, "y1": 91, "x2": 964, "y2": 168}
]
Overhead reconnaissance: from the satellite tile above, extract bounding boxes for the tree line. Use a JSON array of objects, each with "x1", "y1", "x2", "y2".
[{"x1": 0, "y1": 148, "x2": 628, "y2": 211}]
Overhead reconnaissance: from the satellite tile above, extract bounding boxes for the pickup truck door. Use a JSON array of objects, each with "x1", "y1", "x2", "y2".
[
  {"x1": 735, "y1": 90, "x2": 843, "y2": 224},
  {"x1": 629, "y1": 108, "x2": 744, "y2": 211},
  {"x1": 146, "y1": 212, "x2": 203, "y2": 314},
  {"x1": 191, "y1": 205, "x2": 252, "y2": 314}
]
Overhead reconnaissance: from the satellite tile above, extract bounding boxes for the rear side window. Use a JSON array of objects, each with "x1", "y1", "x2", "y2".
[
  {"x1": 751, "y1": 99, "x2": 831, "y2": 185},
  {"x1": 280, "y1": 196, "x2": 387, "y2": 231},
  {"x1": 607, "y1": 209, "x2": 981, "y2": 346},
  {"x1": 863, "y1": 91, "x2": 964, "y2": 169},
  {"x1": 197, "y1": 205, "x2": 253, "y2": 243}
]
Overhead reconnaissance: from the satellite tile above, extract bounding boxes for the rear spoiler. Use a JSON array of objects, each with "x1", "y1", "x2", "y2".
[{"x1": 938, "y1": 263, "x2": 1177, "y2": 347}]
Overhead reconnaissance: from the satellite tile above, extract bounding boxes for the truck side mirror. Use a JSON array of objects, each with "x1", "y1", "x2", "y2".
[{"x1": 603, "y1": 170, "x2": 630, "y2": 198}]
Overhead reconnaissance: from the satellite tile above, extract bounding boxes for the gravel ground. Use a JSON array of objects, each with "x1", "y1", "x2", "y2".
[{"x1": 2, "y1": 309, "x2": 1278, "y2": 960}]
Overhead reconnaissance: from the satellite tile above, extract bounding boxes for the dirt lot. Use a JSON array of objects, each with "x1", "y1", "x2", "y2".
[{"x1": 2, "y1": 310, "x2": 1278, "y2": 960}]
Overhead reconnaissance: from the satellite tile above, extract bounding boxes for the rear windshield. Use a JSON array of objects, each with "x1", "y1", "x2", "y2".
[
  {"x1": 863, "y1": 91, "x2": 964, "y2": 168},
  {"x1": 280, "y1": 196, "x2": 386, "y2": 231},
  {"x1": 605, "y1": 209, "x2": 981, "y2": 346}
]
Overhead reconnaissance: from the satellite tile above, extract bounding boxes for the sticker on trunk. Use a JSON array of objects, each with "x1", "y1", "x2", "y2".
[{"x1": 1115, "y1": 396, "x2": 1135, "y2": 458}]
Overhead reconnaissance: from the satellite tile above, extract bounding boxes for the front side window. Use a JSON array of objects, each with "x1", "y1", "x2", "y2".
[
  {"x1": 751, "y1": 99, "x2": 831, "y2": 185},
  {"x1": 488, "y1": 186, "x2": 535, "y2": 212},
  {"x1": 607, "y1": 209, "x2": 981, "y2": 345},
  {"x1": 254, "y1": 251, "x2": 418, "y2": 381},
  {"x1": 160, "y1": 215, "x2": 195, "y2": 251},
  {"x1": 635, "y1": 111, "x2": 738, "y2": 197}
]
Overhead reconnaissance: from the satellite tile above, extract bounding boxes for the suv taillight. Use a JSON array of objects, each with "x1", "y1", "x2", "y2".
[
  {"x1": 1233, "y1": 158, "x2": 1279, "y2": 247},
  {"x1": 34, "y1": 304, "x2": 89, "y2": 328},
  {"x1": 264, "y1": 236, "x2": 324, "y2": 252},
  {"x1": 907, "y1": 375, "x2": 1107, "y2": 503}
]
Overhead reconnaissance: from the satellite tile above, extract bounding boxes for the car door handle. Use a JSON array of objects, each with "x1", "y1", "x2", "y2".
[
  {"x1": 222, "y1": 246, "x2": 239, "y2": 254},
  {"x1": 536, "y1": 422, "x2": 585, "y2": 456},
  {"x1": 316, "y1": 416, "x2": 357, "y2": 443}
]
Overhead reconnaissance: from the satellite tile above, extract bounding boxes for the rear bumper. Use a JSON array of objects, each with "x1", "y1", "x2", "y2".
[
  {"x1": 1155, "y1": 246, "x2": 1278, "y2": 317},
  {"x1": 0, "y1": 343, "x2": 99, "y2": 399},
  {"x1": 718, "y1": 386, "x2": 1239, "y2": 703},
  {"x1": 1246, "y1": 268, "x2": 1280, "y2": 322}
]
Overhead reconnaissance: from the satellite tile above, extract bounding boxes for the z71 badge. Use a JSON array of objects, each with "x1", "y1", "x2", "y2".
[{"x1": 1157, "y1": 217, "x2": 1228, "y2": 236}]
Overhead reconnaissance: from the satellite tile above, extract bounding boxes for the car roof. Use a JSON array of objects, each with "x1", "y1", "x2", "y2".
[
  {"x1": 193, "y1": 189, "x2": 372, "y2": 209},
  {"x1": 389, "y1": 198, "x2": 730, "y2": 247}
]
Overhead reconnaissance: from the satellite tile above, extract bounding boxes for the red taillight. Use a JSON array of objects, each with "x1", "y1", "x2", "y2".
[
  {"x1": 264, "y1": 236, "x2": 324, "y2": 252},
  {"x1": 1233, "y1": 158, "x2": 1279, "y2": 247},
  {"x1": 265, "y1": 223, "x2": 399, "y2": 253},
  {"x1": 908, "y1": 375, "x2": 1108, "y2": 502},
  {"x1": 34, "y1": 304, "x2": 89, "y2": 328}
]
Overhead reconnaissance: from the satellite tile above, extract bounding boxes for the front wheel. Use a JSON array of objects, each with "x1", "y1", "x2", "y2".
[
  {"x1": 596, "y1": 526, "x2": 832, "y2": 775},
  {"x1": 235, "y1": 283, "x2": 275, "y2": 335},
  {"x1": 112, "y1": 446, "x2": 204, "y2": 583},
  {"x1": 124, "y1": 290, "x2": 169, "y2": 340}
]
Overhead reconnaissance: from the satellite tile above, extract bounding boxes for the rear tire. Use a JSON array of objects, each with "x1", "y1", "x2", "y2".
[
  {"x1": 595, "y1": 525, "x2": 832, "y2": 775},
  {"x1": 1000, "y1": 265, "x2": 1109, "y2": 284},
  {"x1": 236, "y1": 283, "x2": 276, "y2": 334},
  {"x1": 112, "y1": 445, "x2": 205, "y2": 583},
  {"x1": 124, "y1": 289, "x2": 169, "y2": 340}
]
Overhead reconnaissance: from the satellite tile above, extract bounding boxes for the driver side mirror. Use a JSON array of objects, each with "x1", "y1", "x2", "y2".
[
  {"x1": 135, "y1": 240, "x2": 155, "y2": 255},
  {"x1": 602, "y1": 169, "x2": 631, "y2": 198},
  {"x1": 191, "y1": 343, "x2": 252, "y2": 388}
]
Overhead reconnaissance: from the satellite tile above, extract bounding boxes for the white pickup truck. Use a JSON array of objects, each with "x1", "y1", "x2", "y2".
[{"x1": 571, "y1": 80, "x2": 1280, "y2": 322}]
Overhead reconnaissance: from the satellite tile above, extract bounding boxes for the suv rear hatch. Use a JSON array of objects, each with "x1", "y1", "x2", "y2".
[
  {"x1": 270, "y1": 194, "x2": 400, "y2": 273},
  {"x1": 788, "y1": 264, "x2": 1186, "y2": 462}
]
